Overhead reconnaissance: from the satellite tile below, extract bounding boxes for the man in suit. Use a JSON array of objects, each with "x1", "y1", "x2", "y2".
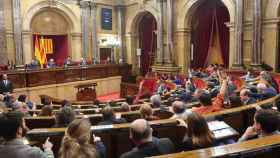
[
  {"x1": 0, "y1": 74, "x2": 13, "y2": 95},
  {"x1": 120, "y1": 119, "x2": 175, "y2": 158},
  {"x1": 0, "y1": 111, "x2": 54, "y2": 158},
  {"x1": 98, "y1": 106, "x2": 127, "y2": 125}
]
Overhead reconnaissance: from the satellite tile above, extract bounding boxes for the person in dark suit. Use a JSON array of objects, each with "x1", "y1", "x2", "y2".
[
  {"x1": 98, "y1": 106, "x2": 127, "y2": 125},
  {"x1": 0, "y1": 74, "x2": 13, "y2": 94},
  {"x1": 120, "y1": 119, "x2": 175, "y2": 158}
]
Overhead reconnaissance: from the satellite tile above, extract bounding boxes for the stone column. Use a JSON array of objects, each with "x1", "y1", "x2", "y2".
[
  {"x1": 80, "y1": 1, "x2": 90, "y2": 59},
  {"x1": 251, "y1": 0, "x2": 262, "y2": 67},
  {"x1": 232, "y1": 0, "x2": 244, "y2": 68},
  {"x1": 12, "y1": 0, "x2": 24, "y2": 65},
  {"x1": 156, "y1": 0, "x2": 164, "y2": 64},
  {"x1": 0, "y1": 0, "x2": 7, "y2": 65},
  {"x1": 90, "y1": 2, "x2": 99, "y2": 62},
  {"x1": 165, "y1": 0, "x2": 173, "y2": 64},
  {"x1": 117, "y1": 5, "x2": 126, "y2": 63}
]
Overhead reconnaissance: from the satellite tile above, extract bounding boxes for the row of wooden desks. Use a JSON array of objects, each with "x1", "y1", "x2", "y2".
[
  {"x1": 26, "y1": 119, "x2": 238, "y2": 158},
  {"x1": 4, "y1": 64, "x2": 131, "y2": 88}
]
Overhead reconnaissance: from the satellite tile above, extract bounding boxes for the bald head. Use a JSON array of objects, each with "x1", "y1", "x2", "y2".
[
  {"x1": 130, "y1": 119, "x2": 152, "y2": 143},
  {"x1": 240, "y1": 89, "x2": 250, "y2": 97},
  {"x1": 172, "y1": 101, "x2": 185, "y2": 114}
]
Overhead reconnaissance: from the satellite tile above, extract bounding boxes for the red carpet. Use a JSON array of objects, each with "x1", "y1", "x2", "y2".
[{"x1": 97, "y1": 92, "x2": 120, "y2": 102}]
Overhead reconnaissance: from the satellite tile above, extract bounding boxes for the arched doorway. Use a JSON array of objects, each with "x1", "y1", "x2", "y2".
[
  {"x1": 31, "y1": 9, "x2": 71, "y2": 66},
  {"x1": 190, "y1": 0, "x2": 230, "y2": 68},
  {"x1": 138, "y1": 12, "x2": 157, "y2": 76}
]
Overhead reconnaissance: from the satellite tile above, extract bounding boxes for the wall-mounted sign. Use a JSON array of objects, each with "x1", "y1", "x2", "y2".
[{"x1": 101, "y1": 8, "x2": 112, "y2": 30}]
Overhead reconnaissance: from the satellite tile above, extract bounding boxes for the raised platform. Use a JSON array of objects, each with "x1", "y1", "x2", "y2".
[{"x1": 6, "y1": 64, "x2": 131, "y2": 103}]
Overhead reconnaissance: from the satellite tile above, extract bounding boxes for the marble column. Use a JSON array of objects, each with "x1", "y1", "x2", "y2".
[
  {"x1": 80, "y1": 1, "x2": 90, "y2": 59},
  {"x1": 232, "y1": 0, "x2": 244, "y2": 68},
  {"x1": 12, "y1": 0, "x2": 24, "y2": 65},
  {"x1": 156, "y1": 0, "x2": 164, "y2": 64},
  {"x1": 165, "y1": 0, "x2": 173, "y2": 64},
  {"x1": 90, "y1": 2, "x2": 99, "y2": 62},
  {"x1": 117, "y1": 5, "x2": 125, "y2": 63},
  {"x1": 0, "y1": 0, "x2": 7, "y2": 65},
  {"x1": 251, "y1": 0, "x2": 262, "y2": 67}
]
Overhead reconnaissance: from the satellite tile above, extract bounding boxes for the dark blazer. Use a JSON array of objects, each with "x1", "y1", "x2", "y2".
[
  {"x1": 0, "y1": 80, "x2": 13, "y2": 94},
  {"x1": 120, "y1": 138, "x2": 175, "y2": 158}
]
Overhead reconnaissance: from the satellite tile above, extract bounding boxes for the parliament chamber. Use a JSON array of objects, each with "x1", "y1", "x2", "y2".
[{"x1": 1, "y1": 0, "x2": 280, "y2": 158}]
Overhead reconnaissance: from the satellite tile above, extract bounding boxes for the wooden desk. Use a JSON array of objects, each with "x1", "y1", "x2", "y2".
[{"x1": 3, "y1": 64, "x2": 131, "y2": 88}]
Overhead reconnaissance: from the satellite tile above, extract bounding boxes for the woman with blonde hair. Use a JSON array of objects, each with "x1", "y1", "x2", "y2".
[
  {"x1": 59, "y1": 119, "x2": 106, "y2": 158},
  {"x1": 139, "y1": 104, "x2": 159, "y2": 121}
]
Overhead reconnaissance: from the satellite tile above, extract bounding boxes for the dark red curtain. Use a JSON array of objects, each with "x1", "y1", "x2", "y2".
[
  {"x1": 139, "y1": 13, "x2": 157, "y2": 76},
  {"x1": 33, "y1": 34, "x2": 68, "y2": 66},
  {"x1": 191, "y1": 0, "x2": 229, "y2": 68}
]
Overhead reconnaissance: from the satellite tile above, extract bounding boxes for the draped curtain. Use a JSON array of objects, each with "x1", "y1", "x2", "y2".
[
  {"x1": 191, "y1": 0, "x2": 229, "y2": 68},
  {"x1": 139, "y1": 13, "x2": 157, "y2": 76},
  {"x1": 33, "y1": 34, "x2": 68, "y2": 66}
]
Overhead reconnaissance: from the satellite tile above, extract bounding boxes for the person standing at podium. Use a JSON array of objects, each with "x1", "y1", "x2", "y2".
[{"x1": 0, "y1": 74, "x2": 13, "y2": 95}]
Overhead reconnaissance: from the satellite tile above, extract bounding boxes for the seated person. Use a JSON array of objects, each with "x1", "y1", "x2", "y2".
[
  {"x1": 250, "y1": 83, "x2": 277, "y2": 100},
  {"x1": 120, "y1": 102, "x2": 131, "y2": 112},
  {"x1": 185, "y1": 77, "x2": 196, "y2": 94},
  {"x1": 139, "y1": 104, "x2": 159, "y2": 121},
  {"x1": 120, "y1": 119, "x2": 175, "y2": 158},
  {"x1": 150, "y1": 95, "x2": 162, "y2": 108},
  {"x1": 39, "y1": 106, "x2": 53, "y2": 116},
  {"x1": 61, "y1": 100, "x2": 72, "y2": 108},
  {"x1": 224, "y1": 95, "x2": 243, "y2": 108},
  {"x1": 47, "y1": 58, "x2": 56, "y2": 68},
  {"x1": 126, "y1": 96, "x2": 134, "y2": 105},
  {"x1": 238, "y1": 109, "x2": 280, "y2": 142},
  {"x1": 240, "y1": 70, "x2": 255, "y2": 81},
  {"x1": 28, "y1": 59, "x2": 40, "y2": 69},
  {"x1": 192, "y1": 77, "x2": 228, "y2": 114},
  {"x1": 80, "y1": 57, "x2": 87, "y2": 66},
  {"x1": 240, "y1": 88, "x2": 257, "y2": 105},
  {"x1": 59, "y1": 119, "x2": 106, "y2": 158},
  {"x1": 64, "y1": 56, "x2": 72, "y2": 67},
  {"x1": 0, "y1": 111, "x2": 54, "y2": 158},
  {"x1": 156, "y1": 81, "x2": 168, "y2": 96},
  {"x1": 53, "y1": 107, "x2": 76, "y2": 128},
  {"x1": 170, "y1": 101, "x2": 192, "y2": 120},
  {"x1": 98, "y1": 106, "x2": 127, "y2": 125},
  {"x1": 18, "y1": 94, "x2": 34, "y2": 110},
  {"x1": 172, "y1": 75, "x2": 182, "y2": 85},
  {"x1": 177, "y1": 112, "x2": 218, "y2": 151}
]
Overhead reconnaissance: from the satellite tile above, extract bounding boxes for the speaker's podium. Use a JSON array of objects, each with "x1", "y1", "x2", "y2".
[{"x1": 75, "y1": 83, "x2": 97, "y2": 101}]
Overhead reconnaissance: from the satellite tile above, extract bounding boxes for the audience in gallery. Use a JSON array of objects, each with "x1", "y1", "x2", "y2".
[
  {"x1": 59, "y1": 119, "x2": 106, "y2": 158},
  {"x1": 238, "y1": 109, "x2": 280, "y2": 142},
  {"x1": 120, "y1": 119, "x2": 175, "y2": 158},
  {"x1": 0, "y1": 111, "x2": 54, "y2": 158},
  {"x1": 98, "y1": 106, "x2": 127, "y2": 125},
  {"x1": 139, "y1": 104, "x2": 159, "y2": 121}
]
